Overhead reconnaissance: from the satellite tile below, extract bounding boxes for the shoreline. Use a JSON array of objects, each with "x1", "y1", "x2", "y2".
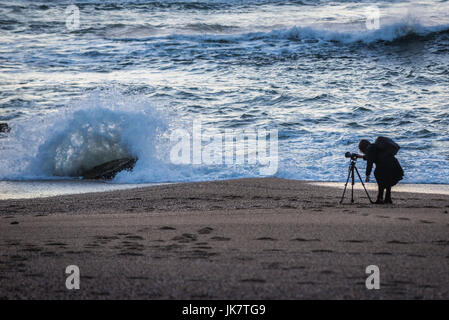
[
  {"x1": 1, "y1": 177, "x2": 448, "y2": 299},
  {"x1": 2, "y1": 178, "x2": 449, "y2": 201}
]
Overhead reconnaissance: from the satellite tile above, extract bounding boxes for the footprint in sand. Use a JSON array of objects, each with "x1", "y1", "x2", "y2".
[
  {"x1": 291, "y1": 238, "x2": 320, "y2": 242},
  {"x1": 263, "y1": 262, "x2": 281, "y2": 270},
  {"x1": 21, "y1": 247, "x2": 42, "y2": 253},
  {"x1": 125, "y1": 235, "x2": 144, "y2": 240},
  {"x1": 256, "y1": 237, "x2": 277, "y2": 241},
  {"x1": 282, "y1": 266, "x2": 306, "y2": 271},
  {"x1": 281, "y1": 204, "x2": 296, "y2": 209},
  {"x1": 223, "y1": 195, "x2": 243, "y2": 199},
  {"x1": 340, "y1": 239, "x2": 371, "y2": 243},
  {"x1": 210, "y1": 236, "x2": 231, "y2": 241},
  {"x1": 407, "y1": 254, "x2": 426, "y2": 258},
  {"x1": 45, "y1": 242, "x2": 67, "y2": 247},
  {"x1": 431, "y1": 240, "x2": 449, "y2": 246},
  {"x1": 233, "y1": 256, "x2": 254, "y2": 261},
  {"x1": 127, "y1": 276, "x2": 149, "y2": 280},
  {"x1": 387, "y1": 240, "x2": 412, "y2": 245},
  {"x1": 159, "y1": 226, "x2": 176, "y2": 231},
  {"x1": 373, "y1": 252, "x2": 393, "y2": 256},
  {"x1": 180, "y1": 250, "x2": 218, "y2": 259},
  {"x1": 4, "y1": 239, "x2": 19, "y2": 244},
  {"x1": 194, "y1": 245, "x2": 213, "y2": 249},
  {"x1": 41, "y1": 251, "x2": 57, "y2": 257},
  {"x1": 321, "y1": 270, "x2": 334, "y2": 274},
  {"x1": 173, "y1": 233, "x2": 198, "y2": 243},
  {"x1": 311, "y1": 249, "x2": 333, "y2": 253},
  {"x1": 65, "y1": 250, "x2": 89, "y2": 255},
  {"x1": 154, "y1": 244, "x2": 184, "y2": 252},
  {"x1": 7, "y1": 255, "x2": 27, "y2": 262},
  {"x1": 197, "y1": 227, "x2": 214, "y2": 234},
  {"x1": 240, "y1": 278, "x2": 266, "y2": 284},
  {"x1": 390, "y1": 280, "x2": 415, "y2": 286}
]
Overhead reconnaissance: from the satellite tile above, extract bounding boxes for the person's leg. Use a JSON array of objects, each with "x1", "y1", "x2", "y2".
[
  {"x1": 375, "y1": 183, "x2": 384, "y2": 204},
  {"x1": 384, "y1": 186, "x2": 392, "y2": 204}
]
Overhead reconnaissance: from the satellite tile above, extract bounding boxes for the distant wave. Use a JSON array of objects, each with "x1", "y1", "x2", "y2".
[
  {"x1": 260, "y1": 22, "x2": 449, "y2": 44},
  {"x1": 109, "y1": 21, "x2": 449, "y2": 45},
  {"x1": 4, "y1": 0, "x2": 309, "y2": 11},
  {"x1": 185, "y1": 23, "x2": 240, "y2": 33}
]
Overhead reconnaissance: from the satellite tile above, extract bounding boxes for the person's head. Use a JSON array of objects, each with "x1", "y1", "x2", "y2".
[{"x1": 358, "y1": 139, "x2": 370, "y2": 154}]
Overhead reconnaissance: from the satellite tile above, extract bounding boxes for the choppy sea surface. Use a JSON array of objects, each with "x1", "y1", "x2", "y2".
[{"x1": 1, "y1": 0, "x2": 449, "y2": 192}]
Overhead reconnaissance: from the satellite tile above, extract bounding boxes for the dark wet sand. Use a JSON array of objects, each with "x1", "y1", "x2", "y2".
[{"x1": 1, "y1": 178, "x2": 448, "y2": 299}]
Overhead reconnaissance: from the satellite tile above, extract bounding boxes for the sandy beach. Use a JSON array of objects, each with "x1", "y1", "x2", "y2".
[{"x1": 0, "y1": 178, "x2": 448, "y2": 299}]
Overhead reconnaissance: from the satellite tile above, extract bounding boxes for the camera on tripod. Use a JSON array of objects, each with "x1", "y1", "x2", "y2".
[
  {"x1": 340, "y1": 152, "x2": 373, "y2": 204},
  {"x1": 345, "y1": 152, "x2": 359, "y2": 160}
]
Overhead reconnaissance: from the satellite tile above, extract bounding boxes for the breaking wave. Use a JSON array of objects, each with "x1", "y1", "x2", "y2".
[
  {"x1": 0, "y1": 89, "x2": 266, "y2": 183},
  {"x1": 0, "y1": 89, "x2": 173, "y2": 181},
  {"x1": 102, "y1": 15, "x2": 449, "y2": 46}
]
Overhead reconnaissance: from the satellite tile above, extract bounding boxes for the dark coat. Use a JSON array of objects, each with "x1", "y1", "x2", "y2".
[{"x1": 364, "y1": 143, "x2": 404, "y2": 187}]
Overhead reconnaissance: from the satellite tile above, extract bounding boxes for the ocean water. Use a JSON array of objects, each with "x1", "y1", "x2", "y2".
[{"x1": 1, "y1": 0, "x2": 449, "y2": 188}]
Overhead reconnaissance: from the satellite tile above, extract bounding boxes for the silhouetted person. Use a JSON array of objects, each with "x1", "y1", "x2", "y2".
[{"x1": 358, "y1": 138, "x2": 404, "y2": 204}]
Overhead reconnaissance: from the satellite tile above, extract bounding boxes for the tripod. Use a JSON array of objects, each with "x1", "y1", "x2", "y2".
[{"x1": 339, "y1": 159, "x2": 374, "y2": 204}]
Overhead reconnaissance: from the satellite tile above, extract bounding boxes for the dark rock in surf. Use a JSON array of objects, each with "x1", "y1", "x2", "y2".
[
  {"x1": 81, "y1": 158, "x2": 137, "y2": 180},
  {"x1": 0, "y1": 123, "x2": 10, "y2": 133}
]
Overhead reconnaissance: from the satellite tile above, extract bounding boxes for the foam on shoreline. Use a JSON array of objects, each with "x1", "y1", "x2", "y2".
[{"x1": 310, "y1": 181, "x2": 449, "y2": 195}]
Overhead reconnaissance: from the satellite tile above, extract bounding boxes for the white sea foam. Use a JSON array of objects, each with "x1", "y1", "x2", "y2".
[
  {"x1": 157, "y1": 20, "x2": 449, "y2": 45},
  {"x1": 0, "y1": 89, "x2": 170, "y2": 181}
]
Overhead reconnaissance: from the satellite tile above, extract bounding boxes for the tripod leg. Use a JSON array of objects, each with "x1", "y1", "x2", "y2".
[
  {"x1": 354, "y1": 165, "x2": 374, "y2": 204},
  {"x1": 339, "y1": 164, "x2": 352, "y2": 204},
  {"x1": 351, "y1": 164, "x2": 355, "y2": 203}
]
